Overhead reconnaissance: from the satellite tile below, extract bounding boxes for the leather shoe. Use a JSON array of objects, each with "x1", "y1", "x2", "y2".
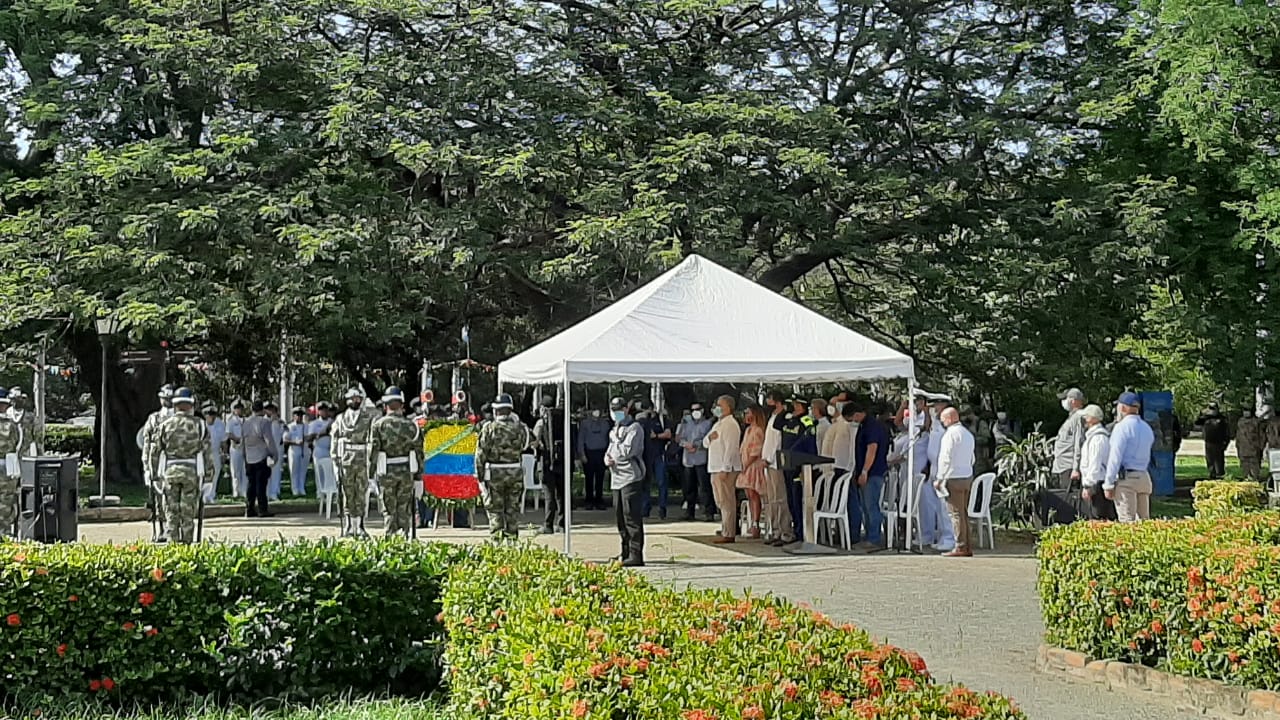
[
  {"x1": 711, "y1": 536, "x2": 735, "y2": 545},
  {"x1": 621, "y1": 557, "x2": 645, "y2": 568},
  {"x1": 942, "y1": 549, "x2": 973, "y2": 558}
]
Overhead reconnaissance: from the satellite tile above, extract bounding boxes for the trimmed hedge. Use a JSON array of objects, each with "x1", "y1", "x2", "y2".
[
  {"x1": 1193, "y1": 480, "x2": 1268, "y2": 519},
  {"x1": 1039, "y1": 513, "x2": 1280, "y2": 690},
  {"x1": 0, "y1": 539, "x2": 460, "y2": 706},
  {"x1": 441, "y1": 544, "x2": 1025, "y2": 719},
  {"x1": 45, "y1": 423, "x2": 94, "y2": 458}
]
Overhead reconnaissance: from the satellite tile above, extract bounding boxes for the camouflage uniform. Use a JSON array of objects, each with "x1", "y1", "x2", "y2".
[
  {"x1": 0, "y1": 409, "x2": 23, "y2": 537},
  {"x1": 475, "y1": 414, "x2": 530, "y2": 540},
  {"x1": 368, "y1": 412, "x2": 421, "y2": 537},
  {"x1": 1268, "y1": 417, "x2": 1280, "y2": 455},
  {"x1": 142, "y1": 407, "x2": 175, "y2": 528},
  {"x1": 332, "y1": 404, "x2": 379, "y2": 531},
  {"x1": 1237, "y1": 415, "x2": 1265, "y2": 481},
  {"x1": 148, "y1": 411, "x2": 214, "y2": 544}
]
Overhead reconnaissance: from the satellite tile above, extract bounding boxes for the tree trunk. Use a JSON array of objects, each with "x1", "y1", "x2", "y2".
[{"x1": 65, "y1": 328, "x2": 164, "y2": 485}]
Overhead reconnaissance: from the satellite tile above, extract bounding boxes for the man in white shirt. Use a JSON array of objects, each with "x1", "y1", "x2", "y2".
[
  {"x1": 1077, "y1": 405, "x2": 1116, "y2": 520},
  {"x1": 308, "y1": 403, "x2": 337, "y2": 499},
  {"x1": 921, "y1": 392, "x2": 956, "y2": 551},
  {"x1": 202, "y1": 405, "x2": 226, "y2": 503},
  {"x1": 264, "y1": 402, "x2": 286, "y2": 501},
  {"x1": 935, "y1": 407, "x2": 976, "y2": 557},
  {"x1": 704, "y1": 395, "x2": 743, "y2": 544},
  {"x1": 285, "y1": 407, "x2": 311, "y2": 497},
  {"x1": 226, "y1": 401, "x2": 247, "y2": 498},
  {"x1": 760, "y1": 390, "x2": 795, "y2": 546}
]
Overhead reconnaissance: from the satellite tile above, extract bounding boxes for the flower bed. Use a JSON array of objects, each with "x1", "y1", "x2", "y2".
[
  {"x1": 441, "y1": 544, "x2": 1025, "y2": 719},
  {"x1": 0, "y1": 539, "x2": 460, "y2": 706},
  {"x1": 1038, "y1": 513, "x2": 1280, "y2": 690},
  {"x1": 1193, "y1": 480, "x2": 1268, "y2": 519}
]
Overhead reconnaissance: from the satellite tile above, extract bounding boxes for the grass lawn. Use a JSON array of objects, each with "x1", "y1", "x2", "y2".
[
  {"x1": 78, "y1": 468, "x2": 322, "y2": 509},
  {"x1": 27, "y1": 698, "x2": 442, "y2": 720},
  {"x1": 1174, "y1": 454, "x2": 1243, "y2": 485}
]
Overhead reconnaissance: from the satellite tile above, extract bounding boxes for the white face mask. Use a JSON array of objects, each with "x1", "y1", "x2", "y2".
[
  {"x1": 712, "y1": 406, "x2": 724, "y2": 419},
  {"x1": 996, "y1": 412, "x2": 1007, "y2": 421},
  {"x1": 611, "y1": 410, "x2": 626, "y2": 423},
  {"x1": 691, "y1": 410, "x2": 703, "y2": 420},
  {"x1": 826, "y1": 405, "x2": 837, "y2": 417},
  {"x1": 591, "y1": 410, "x2": 601, "y2": 418},
  {"x1": 1061, "y1": 398, "x2": 1073, "y2": 413}
]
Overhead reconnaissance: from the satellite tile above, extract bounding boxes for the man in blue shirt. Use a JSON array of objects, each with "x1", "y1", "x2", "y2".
[
  {"x1": 1103, "y1": 392, "x2": 1155, "y2": 523},
  {"x1": 850, "y1": 401, "x2": 890, "y2": 545}
]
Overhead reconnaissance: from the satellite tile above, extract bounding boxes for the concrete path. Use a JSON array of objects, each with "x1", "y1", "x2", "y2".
[{"x1": 81, "y1": 510, "x2": 1198, "y2": 720}]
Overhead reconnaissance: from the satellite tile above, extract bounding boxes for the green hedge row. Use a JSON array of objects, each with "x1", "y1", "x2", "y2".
[
  {"x1": 1039, "y1": 513, "x2": 1280, "y2": 690},
  {"x1": 45, "y1": 423, "x2": 94, "y2": 458},
  {"x1": 441, "y1": 544, "x2": 1025, "y2": 719},
  {"x1": 0, "y1": 540, "x2": 460, "y2": 706},
  {"x1": 1192, "y1": 480, "x2": 1269, "y2": 519}
]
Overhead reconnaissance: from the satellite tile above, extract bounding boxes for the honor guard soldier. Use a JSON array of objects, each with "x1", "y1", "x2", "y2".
[
  {"x1": 148, "y1": 388, "x2": 213, "y2": 544},
  {"x1": 474, "y1": 393, "x2": 531, "y2": 540},
  {"x1": 0, "y1": 389, "x2": 23, "y2": 537},
  {"x1": 368, "y1": 387, "x2": 422, "y2": 537},
  {"x1": 141, "y1": 384, "x2": 176, "y2": 542},
  {"x1": 1237, "y1": 406, "x2": 1266, "y2": 481},
  {"x1": 332, "y1": 386, "x2": 379, "y2": 537}
]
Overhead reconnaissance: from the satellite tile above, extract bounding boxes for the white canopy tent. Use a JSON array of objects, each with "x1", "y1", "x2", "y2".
[{"x1": 497, "y1": 254, "x2": 918, "y2": 554}]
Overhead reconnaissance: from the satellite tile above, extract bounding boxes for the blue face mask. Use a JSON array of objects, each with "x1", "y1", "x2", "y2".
[
  {"x1": 712, "y1": 406, "x2": 724, "y2": 419},
  {"x1": 611, "y1": 410, "x2": 627, "y2": 423}
]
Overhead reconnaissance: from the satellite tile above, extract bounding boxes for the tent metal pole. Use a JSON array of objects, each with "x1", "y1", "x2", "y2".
[
  {"x1": 906, "y1": 377, "x2": 917, "y2": 551},
  {"x1": 563, "y1": 372, "x2": 573, "y2": 555}
]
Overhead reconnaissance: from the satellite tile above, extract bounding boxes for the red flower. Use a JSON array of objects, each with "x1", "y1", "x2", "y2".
[
  {"x1": 122, "y1": 622, "x2": 136, "y2": 632},
  {"x1": 903, "y1": 650, "x2": 928, "y2": 674},
  {"x1": 89, "y1": 680, "x2": 101, "y2": 692},
  {"x1": 819, "y1": 690, "x2": 846, "y2": 708},
  {"x1": 571, "y1": 699, "x2": 589, "y2": 718},
  {"x1": 742, "y1": 707, "x2": 764, "y2": 720},
  {"x1": 619, "y1": 676, "x2": 633, "y2": 689},
  {"x1": 56, "y1": 643, "x2": 67, "y2": 657},
  {"x1": 102, "y1": 677, "x2": 115, "y2": 691},
  {"x1": 896, "y1": 677, "x2": 917, "y2": 692},
  {"x1": 151, "y1": 568, "x2": 166, "y2": 582},
  {"x1": 138, "y1": 592, "x2": 156, "y2": 607},
  {"x1": 551, "y1": 607, "x2": 568, "y2": 619},
  {"x1": 5, "y1": 614, "x2": 19, "y2": 627},
  {"x1": 1192, "y1": 639, "x2": 1206, "y2": 653},
  {"x1": 68, "y1": 595, "x2": 78, "y2": 603},
  {"x1": 588, "y1": 662, "x2": 611, "y2": 679},
  {"x1": 1151, "y1": 620, "x2": 1164, "y2": 634},
  {"x1": 683, "y1": 712, "x2": 716, "y2": 720},
  {"x1": 780, "y1": 680, "x2": 799, "y2": 700},
  {"x1": 145, "y1": 627, "x2": 159, "y2": 637}
]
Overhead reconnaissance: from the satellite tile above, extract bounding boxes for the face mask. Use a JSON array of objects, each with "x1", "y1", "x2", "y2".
[
  {"x1": 611, "y1": 410, "x2": 626, "y2": 423},
  {"x1": 1061, "y1": 399, "x2": 1072, "y2": 413},
  {"x1": 826, "y1": 405, "x2": 837, "y2": 417},
  {"x1": 591, "y1": 410, "x2": 601, "y2": 418},
  {"x1": 712, "y1": 407, "x2": 723, "y2": 419},
  {"x1": 692, "y1": 410, "x2": 703, "y2": 420},
  {"x1": 996, "y1": 412, "x2": 1007, "y2": 421},
  {"x1": 1243, "y1": 410, "x2": 1254, "y2": 418}
]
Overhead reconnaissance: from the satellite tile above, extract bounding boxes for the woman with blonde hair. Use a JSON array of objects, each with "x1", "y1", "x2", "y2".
[{"x1": 736, "y1": 405, "x2": 768, "y2": 538}]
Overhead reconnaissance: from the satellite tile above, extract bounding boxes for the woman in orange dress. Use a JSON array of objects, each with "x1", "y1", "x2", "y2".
[{"x1": 736, "y1": 405, "x2": 768, "y2": 539}]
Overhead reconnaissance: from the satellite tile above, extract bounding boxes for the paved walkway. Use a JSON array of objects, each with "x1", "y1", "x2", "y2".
[{"x1": 82, "y1": 510, "x2": 1196, "y2": 720}]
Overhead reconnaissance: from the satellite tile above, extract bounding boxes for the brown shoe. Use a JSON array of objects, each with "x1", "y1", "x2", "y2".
[
  {"x1": 942, "y1": 549, "x2": 973, "y2": 558},
  {"x1": 711, "y1": 536, "x2": 735, "y2": 544}
]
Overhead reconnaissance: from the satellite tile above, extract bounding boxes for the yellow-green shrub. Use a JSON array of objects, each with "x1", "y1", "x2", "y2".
[
  {"x1": 1039, "y1": 513, "x2": 1280, "y2": 689},
  {"x1": 441, "y1": 544, "x2": 1025, "y2": 719},
  {"x1": 1193, "y1": 481, "x2": 1268, "y2": 519}
]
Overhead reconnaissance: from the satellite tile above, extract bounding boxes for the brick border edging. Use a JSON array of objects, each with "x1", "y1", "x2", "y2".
[{"x1": 1037, "y1": 645, "x2": 1280, "y2": 719}]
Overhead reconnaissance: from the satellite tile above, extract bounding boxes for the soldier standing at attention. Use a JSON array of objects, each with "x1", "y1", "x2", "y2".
[
  {"x1": 474, "y1": 393, "x2": 531, "y2": 541},
  {"x1": 332, "y1": 387, "x2": 378, "y2": 537},
  {"x1": 368, "y1": 387, "x2": 421, "y2": 537},
  {"x1": 1266, "y1": 408, "x2": 1280, "y2": 470},
  {"x1": 149, "y1": 388, "x2": 213, "y2": 544},
  {"x1": 0, "y1": 389, "x2": 23, "y2": 537},
  {"x1": 141, "y1": 384, "x2": 176, "y2": 543},
  {"x1": 1236, "y1": 406, "x2": 1265, "y2": 481},
  {"x1": 1196, "y1": 403, "x2": 1230, "y2": 480}
]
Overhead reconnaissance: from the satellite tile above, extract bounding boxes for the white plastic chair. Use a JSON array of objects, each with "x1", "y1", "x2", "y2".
[
  {"x1": 813, "y1": 470, "x2": 852, "y2": 550},
  {"x1": 880, "y1": 468, "x2": 905, "y2": 548},
  {"x1": 520, "y1": 455, "x2": 542, "y2": 512},
  {"x1": 968, "y1": 472, "x2": 997, "y2": 550},
  {"x1": 315, "y1": 458, "x2": 338, "y2": 519}
]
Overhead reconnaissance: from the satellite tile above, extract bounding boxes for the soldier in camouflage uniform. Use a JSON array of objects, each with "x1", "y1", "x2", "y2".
[
  {"x1": 148, "y1": 388, "x2": 214, "y2": 544},
  {"x1": 0, "y1": 389, "x2": 24, "y2": 537},
  {"x1": 368, "y1": 387, "x2": 421, "y2": 537},
  {"x1": 141, "y1": 384, "x2": 175, "y2": 541},
  {"x1": 7, "y1": 387, "x2": 38, "y2": 455},
  {"x1": 1237, "y1": 407, "x2": 1265, "y2": 481},
  {"x1": 475, "y1": 393, "x2": 531, "y2": 540},
  {"x1": 332, "y1": 387, "x2": 379, "y2": 537}
]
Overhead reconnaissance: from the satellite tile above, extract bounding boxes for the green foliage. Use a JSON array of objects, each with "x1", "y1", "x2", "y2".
[
  {"x1": 440, "y1": 544, "x2": 1025, "y2": 719},
  {"x1": 0, "y1": 540, "x2": 461, "y2": 707},
  {"x1": 1038, "y1": 514, "x2": 1280, "y2": 689},
  {"x1": 993, "y1": 430, "x2": 1054, "y2": 527},
  {"x1": 15, "y1": 698, "x2": 443, "y2": 720},
  {"x1": 45, "y1": 423, "x2": 94, "y2": 458},
  {"x1": 1192, "y1": 481, "x2": 1269, "y2": 520}
]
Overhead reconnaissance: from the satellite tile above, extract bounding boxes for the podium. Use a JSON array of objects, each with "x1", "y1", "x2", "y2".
[{"x1": 777, "y1": 450, "x2": 837, "y2": 555}]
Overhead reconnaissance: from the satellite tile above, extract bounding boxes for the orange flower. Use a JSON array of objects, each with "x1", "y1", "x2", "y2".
[
  {"x1": 35, "y1": 567, "x2": 48, "y2": 576},
  {"x1": 122, "y1": 622, "x2": 136, "y2": 632},
  {"x1": 563, "y1": 677, "x2": 577, "y2": 691},
  {"x1": 5, "y1": 614, "x2": 19, "y2": 627},
  {"x1": 683, "y1": 711, "x2": 716, "y2": 720},
  {"x1": 632, "y1": 658, "x2": 650, "y2": 673},
  {"x1": 819, "y1": 690, "x2": 845, "y2": 708},
  {"x1": 780, "y1": 680, "x2": 799, "y2": 700},
  {"x1": 1151, "y1": 620, "x2": 1164, "y2": 634},
  {"x1": 588, "y1": 662, "x2": 611, "y2": 679},
  {"x1": 896, "y1": 677, "x2": 917, "y2": 692},
  {"x1": 151, "y1": 568, "x2": 166, "y2": 582},
  {"x1": 1192, "y1": 639, "x2": 1205, "y2": 653},
  {"x1": 1149, "y1": 599, "x2": 1161, "y2": 611},
  {"x1": 551, "y1": 607, "x2": 568, "y2": 619},
  {"x1": 145, "y1": 628, "x2": 158, "y2": 638},
  {"x1": 56, "y1": 643, "x2": 67, "y2": 657},
  {"x1": 742, "y1": 707, "x2": 764, "y2": 720},
  {"x1": 571, "y1": 699, "x2": 589, "y2": 718},
  {"x1": 11, "y1": 553, "x2": 25, "y2": 563},
  {"x1": 67, "y1": 595, "x2": 78, "y2": 603},
  {"x1": 138, "y1": 592, "x2": 156, "y2": 607},
  {"x1": 619, "y1": 676, "x2": 633, "y2": 690}
]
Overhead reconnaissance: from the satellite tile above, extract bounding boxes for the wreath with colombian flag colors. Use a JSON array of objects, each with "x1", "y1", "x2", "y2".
[{"x1": 420, "y1": 420, "x2": 482, "y2": 511}]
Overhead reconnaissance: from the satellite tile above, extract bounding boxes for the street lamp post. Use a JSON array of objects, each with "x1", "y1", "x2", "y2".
[{"x1": 95, "y1": 316, "x2": 121, "y2": 516}]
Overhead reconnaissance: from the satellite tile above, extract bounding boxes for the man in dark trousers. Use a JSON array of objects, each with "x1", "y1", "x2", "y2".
[
  {"x1": 533, "y1": 395, "x2": 569, "y2": 534},
  {"x1": 781, "y1": 397, "x2": 817, "y2": 540},
  {"x1": 578, "y1": 406, "x2": 612, "y2": 510},
  {"x1": 1196, "y1": 403, "x2": 1230, "y2": 479},
  {"x1": 241, "y1": 400, "x2": 279, "y2": 518},
  {"x1": 634, "y1": 400, "x2": 674, "y2": 519},
  {"x1": 606, "y1": 397, "x2": 646, "y2": 567}
]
